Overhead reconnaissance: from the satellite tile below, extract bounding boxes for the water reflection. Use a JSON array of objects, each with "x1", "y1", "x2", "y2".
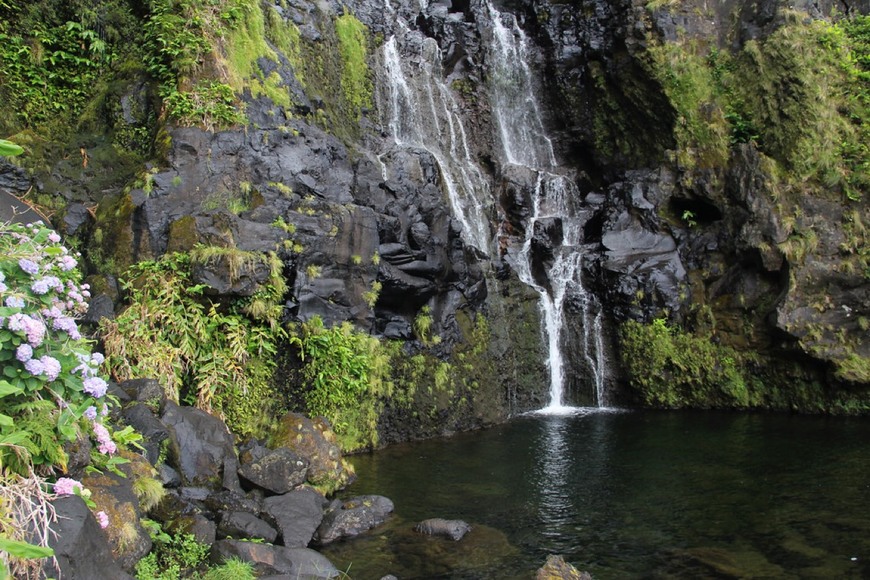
[
  {"x1": 534, "y1": 416, "x2": 573, "y2": 536},
  {"x1": 325, "y1": 411, "x2": 870, "y2": 579}
]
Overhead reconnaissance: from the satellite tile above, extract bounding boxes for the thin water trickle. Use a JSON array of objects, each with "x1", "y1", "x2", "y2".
[
  {"x1": 377, "y1": 19, "x2": 493, "y2": 254},
  {"x1": 486, "y1": 1, "x2": 607, "y2": 409}
]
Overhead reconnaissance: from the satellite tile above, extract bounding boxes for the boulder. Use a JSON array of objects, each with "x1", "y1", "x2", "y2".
[
  {"x1": 41, "y1": 495, "x2": 135, "y2": 580},
  {"x1": 122, "y1": 402, "x2": 169, "y2": 466},
  {"x1": 212, "y1": 539, "x2": 341, "y2": 579},
  {"x1": 161, "y1": 401, "x2": 241, "y2": 491},
  {"x1": 269, "y1": 414, "x2": 355, "y2": 494},
  {"x1": 166, "y1": 514, "x2": 217, "y2": 546},
  {"x1": 238, "y1": 446, "x2": 309, "y2": 494},
  {"x1": 82, "y1": 453, "x2": 154, "y2": 569},
  {"x1": 413, "y1": 518, "x2": 472, "y2": 541},
  {"x1": 261, "y1": 487, "x2": 326, "y2": 547},
  {"x1": 218, "y1": 510, "x2": 279, "y2": 543},
  {"x1": 313, "y1": 495, "x2": 394, "y2": 545}
]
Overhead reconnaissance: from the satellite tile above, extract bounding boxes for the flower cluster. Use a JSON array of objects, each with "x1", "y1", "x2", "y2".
[
  {"x1": 52, "y1": 477, "x2": 109, "y2": 529},
  {"x1": 0, "y1": 222, "x2": 118, "y2": 467}
]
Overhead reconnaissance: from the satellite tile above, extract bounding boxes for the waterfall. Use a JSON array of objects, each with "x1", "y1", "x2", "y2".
[
  {"x1": 376, "y1": 15, "x2": 493, "y2": 255},
  {"x1": 486, "y1": 2, "x2": 608, "y2": 409}
]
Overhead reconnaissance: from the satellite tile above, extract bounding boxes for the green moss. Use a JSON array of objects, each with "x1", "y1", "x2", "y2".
[
  {"x1": 264, "y1": 5, "x2": 304, "y2": 77},
  {"x1": 619, "y1": 318, "x2": 752, "y2": 408},
  {"x1": 335, "y1": 9, "x2": 372, "y2": 121},
  {"x1": 91, "y1": 192, "x2": 138, "y2": 275},
  {"x1": 619, "y1": 318, "x2": 870, "y2": 413}
]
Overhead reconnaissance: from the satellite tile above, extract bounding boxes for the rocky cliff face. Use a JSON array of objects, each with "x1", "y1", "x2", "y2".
[{"x1": 3, "y1": 0, "x2": 868, "y2": 428}]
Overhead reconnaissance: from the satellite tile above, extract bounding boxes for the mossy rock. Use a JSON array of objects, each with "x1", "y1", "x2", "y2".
[
  {"x1": 269, "y1": 413, "x2": 355, "y2": 496},
  {"x1": 82, "y1": 450, "x2": 155, "y2": 568}
]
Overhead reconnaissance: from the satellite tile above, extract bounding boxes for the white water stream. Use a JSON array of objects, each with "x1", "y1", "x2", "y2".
[
  {"x1": 376, "y1": 5, "x2": 493, "y2": 254},
  {"x1": 374, "y1": 0, "x2": 608, "y2": 409},
  {"x1": 486, "y1": 2, "x2": 608, "y2": 409}
]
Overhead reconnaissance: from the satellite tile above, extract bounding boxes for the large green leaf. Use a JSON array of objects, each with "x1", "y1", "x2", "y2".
[
  {"x1": 0, "y1": 380, "x2": 23, "y2": 398},
  {"x1": 0, "y1": 536, "x2": 54, "y2": 558},
  {"x1": 0, "y1": 139, "x2": 24, "y2": 157}
]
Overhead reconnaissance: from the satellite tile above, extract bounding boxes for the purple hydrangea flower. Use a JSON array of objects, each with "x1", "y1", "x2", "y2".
[
  {"x1": 5, "y1": 296, "x2": 25, "y2": 309},
  {"x1": 6, "y1": 313, "x2": 26, "y2": 332},
  {"x1": 91, "y1": 353, "x2": 105, "y2": 366},
  {"x1": 18, "y1": 258, "x2": 39, "y2": 276},
  {"x1": 24, "y1": 358, "x2": 45, "y2": 376},
  {"x1": 31, "y1": 279, "x2": 50, "y2": 295},
  {"x1": 53, "y1": 317, "x2": 81, "y2": 340},
  {"x1": 58, "y1": 255, "x2": 77, "y2": 271},
  {"x1": 83, "y1": 377, "x2": 108, "y2": 398},
  {"x1": 84, "y1": 406, "x2": 97, "y2": 420},
  {"x1": 40, "y1": 355, "x2": 61, "y2": 381},
  {"x1": 0, "y1": 282, "x2": 6, "y2": 293},
  {"x1": 15, "y1": 343, "x2": 33, "y2": 363},
  {"x1": 23, "y1": 317, "x2": 46, "y2": 347},
  {"x1": 48, "y1": 232, "x2": 61, "y2": 243}
]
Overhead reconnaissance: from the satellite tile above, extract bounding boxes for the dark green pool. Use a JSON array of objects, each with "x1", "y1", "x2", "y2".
[{"x1": 319, "y1": 409, "x2": 870, "y2": 579}]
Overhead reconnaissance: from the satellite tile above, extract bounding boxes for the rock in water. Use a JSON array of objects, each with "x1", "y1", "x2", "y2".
[
  {"x1": 535, "y1": 554, "x2": 592, "y2": 580},
  {"x1": 413, "y1": 518, "x2": 472, "y2": 541}
]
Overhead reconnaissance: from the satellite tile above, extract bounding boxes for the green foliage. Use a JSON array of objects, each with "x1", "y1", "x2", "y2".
[
  {"x1": 142, "y1": 0, "x2": 258, "y2": 129},
  {"x1": 413, "y1": 306, "x2": 440, "y2": 346},
  {"x1": 0, "y1": 140, "x2": 23, "y2": 157},
  {"x1": 200, "y1": 559, "x2": 255, "y2": 580},
  {"x1": 648, "y1": 12, "x2": 870, "y2": 201},
  {"x1": 100, "y1": 251, "x2": 286, "y2": 438},
  {"x1": 0, "y1": 17, "x2": 107, "y2": 130},
  {"x1": 0, "y1": 222, "x2": 117, "y2": 476},
  {"x1": 297, "y1": 317, "x2": 389, "y2": 450},
  {"x1": 135, "y1": 526, "x2": 209, "y2": 580},
  {"x1": 132, "y1": 476, "x2": 165, "y2": 512},
  {"x1": 362, "y1": 280, "x2": 381, "y2": 309},
  {"x1": 619, "y1": 319, "x2": 752, "y2": 408}
]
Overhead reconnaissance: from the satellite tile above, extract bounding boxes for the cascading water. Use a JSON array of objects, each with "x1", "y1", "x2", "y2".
[
  {"x1": 376, "y1": 6, "x2": 493, "y2": 254},
  {"x1": 486, "y1": 1, "x2": 608, "y2": 410}
]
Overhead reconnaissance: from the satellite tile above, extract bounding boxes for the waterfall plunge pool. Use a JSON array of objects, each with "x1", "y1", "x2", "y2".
[{"x1": 320, "y1": 409, "x2": 870, "y2": 578}]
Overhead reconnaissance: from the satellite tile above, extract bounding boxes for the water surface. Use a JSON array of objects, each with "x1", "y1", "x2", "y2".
[{"x1": 321, "y1": 410, "x2": 870, "y2": 579}]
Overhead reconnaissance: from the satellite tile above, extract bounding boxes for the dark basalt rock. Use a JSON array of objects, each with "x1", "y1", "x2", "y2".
[
  {"x1": 238, "y1": 447, "x2": 309, "y2": 494},
  {"x1": 414, "y1": 517, "x2": 472, "y2": 541},
  {"x1": 211, "y1": 539, "x2": 341, "y2": 578},
  {"x1": 218, "y1": 510, "x2": 279, "y2": 543},
  {"x1": 123, "y1": 402, "x2": 170, "y2": 466},
  {"x1": 42, "y1": 496, "x2": 135, "y2": 580},
  {"x1": 161, "y1": 402, "x2": 241, "y2": 492},
  {"x1": 261, "y1": 487, "x2": 327, "y2": 548},
  {"x1": 314, "y1": 495, "x2": 395, "y2": 545}
]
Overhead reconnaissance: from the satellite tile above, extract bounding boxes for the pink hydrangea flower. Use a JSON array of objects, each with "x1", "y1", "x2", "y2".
[
  {"x1": 96, "y1": 511, "x2": 109, "y2": 529},
  {"x1": 53, "y1": 477, "x2": 84, "y2": 496}
]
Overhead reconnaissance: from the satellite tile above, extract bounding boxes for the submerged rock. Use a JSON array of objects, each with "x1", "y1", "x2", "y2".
[
  {"x1": 414, "y1": 518, "x2": 472, "y2": 541},
  {"x1": 535, "y1": 554, "x2": 592, "y2": 580}
]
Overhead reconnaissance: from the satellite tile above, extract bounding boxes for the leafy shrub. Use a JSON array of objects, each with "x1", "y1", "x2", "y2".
[
  {"x1": 0, "y1": 222, "x2": 119, "y2": 475},
  {"x1": 100, "y1": 252, "x2": 286, "y2": 437},
  {"x1": 297, "y1": 317, "x2": 390, "y2": 450},
  {"x1": 0, "y1": 220, "x2": 137, "y2": 577}
]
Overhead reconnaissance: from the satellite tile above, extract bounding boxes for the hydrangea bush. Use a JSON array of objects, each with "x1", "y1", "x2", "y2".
[{"x1": 0, "y1": 221, "x2": 119, "y2": 475}]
